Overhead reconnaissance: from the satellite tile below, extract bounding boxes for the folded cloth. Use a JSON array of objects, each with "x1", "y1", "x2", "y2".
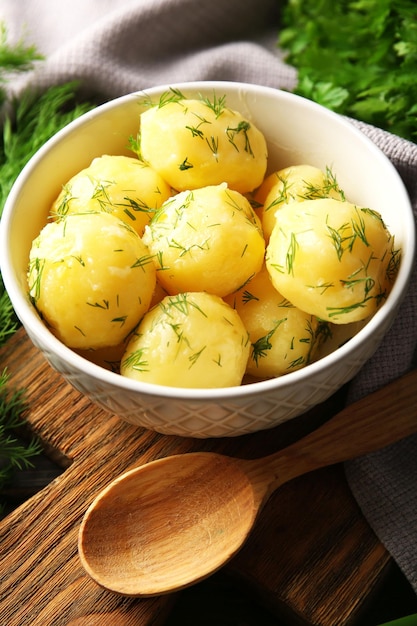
[
  {"x1": 1, "y1": 0, "x2": 297, "y2": 99},
  {"x1": 2, "y1": 0, "x2": 416, "y2": 594},
  {"x1": 343, "y1": 120, "x2": 417, "y2": 593}
]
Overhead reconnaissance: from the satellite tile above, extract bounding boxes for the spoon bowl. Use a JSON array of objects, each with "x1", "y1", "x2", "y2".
[
  {"x1": 78, "y1": 368, "x2": 417, "y2": 596},
  {"x1": 79, "y1": 453, "x2": 259, "y2": 595}
]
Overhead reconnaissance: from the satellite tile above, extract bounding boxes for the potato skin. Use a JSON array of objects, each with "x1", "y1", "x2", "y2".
[
  {"x1": 51, "y1": 155, "x2": 172, "y2": 236},
  {"x1": 121, "y1": 292, "x2": 250, "y2": 388},
  {"x1": 28, "y1": 212, "x2": 156, "y2": 349},
  {"x1": 225, "y1": 266, "x2": 319, "y2": 378},
  {"x1": 140, "y1": 98, "x2": 267, "y2": 193},
  {"x1": 266, "y1": 198, "x2": 397, "y2": 324},
  {"x1": 142, "y1": 183, "x2": 265, "y2": 297}
]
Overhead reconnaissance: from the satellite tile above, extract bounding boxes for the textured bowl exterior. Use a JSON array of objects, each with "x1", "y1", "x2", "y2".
[
  {"x1": 1, "y1": 82, "x2": 414, "y2": 438},
  {"x1": 23, "y1": 311, "x2": 396, "y2": 438}
]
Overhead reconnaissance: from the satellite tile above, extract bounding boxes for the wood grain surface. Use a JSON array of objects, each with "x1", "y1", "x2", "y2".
[{"x1": 0, "y1": 328, "x2": 391, "y2": 626}]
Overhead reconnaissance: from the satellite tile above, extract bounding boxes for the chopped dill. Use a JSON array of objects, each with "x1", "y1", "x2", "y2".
[
  {"x1": 86, "y1": 300, "x2": 110, "y2": 309},
  {"x1": 213, "y1": 354, "x2": 222, "y2": 367},
  {"x1": 205, "y1": 135, "x2": 219, "y2": 159},
  {"x1": 251, "y1": 319, "x2": 286, "y2": 365},
  {"x1": 156, "y1": 87, "x2": 186, "y2": 108},
  {"x1": 188, "y1": 346, "x2": 206, "y2": 368},
  {"x1": 351, "y1": 208, "x2": 369, "y2": 247},
  {"x1": 264, "y1": 176, "x2": 290, "y2": 212},
  {"x1": 163, "y1": 293, "x2": 208, "y2": 318},
  {"x1": 301, "y1": 166, "x2": 345, "y2": 201},
  {"x1": 131, "y1": 254, "x2": 155, "y2": 270},
  {"x1": 226, "y1": 120, "x2": 254, "y2": 156},
  {"x1": 179, "y1": 157, "x2": 193, "y2": 171},
  {"x1": 386, "y1": 245, "x2": 401, "y2": 282},
  {"x1": 123, "y1": 347, "x2": 149, "y2": 372},
  {"x1": 112, "y1": 315, "x2": 128, "y2": 326},
  {"x1": 286, "y1": 232, "x2": 299, "y2": 275},
  {"x1": 201, "y1": 92, "x2": 227, "y2": 118},
  {"x1": 242, "y1": 290, "x2": 259, "y2": 304},
  {"x1": 27, "y1": 257, "x2": 45, "y2": 303}
]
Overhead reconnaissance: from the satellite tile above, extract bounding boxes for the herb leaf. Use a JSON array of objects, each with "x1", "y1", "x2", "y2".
[{"x1": 279, "y1": 0, "x2": 417, "y2": 140}]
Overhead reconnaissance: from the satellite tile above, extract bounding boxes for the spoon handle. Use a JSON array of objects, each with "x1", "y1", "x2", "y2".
[{"x1": 261, "y1": 368, "x2": 417, "y2": 490}]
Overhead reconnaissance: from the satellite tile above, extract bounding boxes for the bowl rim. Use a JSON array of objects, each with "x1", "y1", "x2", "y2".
[{"x1": 1, "y1": 81, "x2": 415, "y2": 401}]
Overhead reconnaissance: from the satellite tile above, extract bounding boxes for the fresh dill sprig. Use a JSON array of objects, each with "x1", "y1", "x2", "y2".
[
  {"x1": 0, "y1": 26, "x2": 94, "y2": 510},
  {"x1": 1, "y1": 79, "x2": 96, "y2": 335},
  {"x1": 0, "y1": 23, "x2": 43, "y2": 107},
  {"x1": 0, "y1": 288, "x2": 18, "y2": 347},
  {"x1": 0, "y1": 81, "x2": 93, "y2": 217},
  {"x1": 0, "y1": 370, "x2": 43, "y2": 513}
]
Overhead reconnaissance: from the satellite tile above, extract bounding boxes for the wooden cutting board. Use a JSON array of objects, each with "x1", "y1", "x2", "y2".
[{"x1": 0, "y1": 328, "x2": 390, "y2": 626}]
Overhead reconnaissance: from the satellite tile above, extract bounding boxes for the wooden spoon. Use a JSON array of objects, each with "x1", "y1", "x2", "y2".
[{"x1": 78, "y1": 369, "x2": 417, "y2": 597}]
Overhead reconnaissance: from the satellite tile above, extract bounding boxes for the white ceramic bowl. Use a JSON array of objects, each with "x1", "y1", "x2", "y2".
[{"x1": 1, "y1": 82, "x2": 414, "y2": 438}]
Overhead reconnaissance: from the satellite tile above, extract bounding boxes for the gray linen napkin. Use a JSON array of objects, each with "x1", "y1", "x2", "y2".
[{"x1": 2, "y1": 0, "x2": 416, "y2": 594}]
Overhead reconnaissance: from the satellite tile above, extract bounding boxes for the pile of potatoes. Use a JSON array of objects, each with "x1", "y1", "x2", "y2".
[{"x1": 28, "y1": 90, "x2": 399, "y2": 389}]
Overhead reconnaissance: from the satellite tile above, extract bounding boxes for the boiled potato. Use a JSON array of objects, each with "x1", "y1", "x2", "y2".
[
  {"x1": 254, "y1": 164, "x2": 345, "y2": 241},
  {"x1": 139, "y1": 95, "x2": 267, "y2": 193},
  {"x1": 266, "y1": 198, "x2": 398, "y2": 324},
  {"x1": 225, "y1": 266, "x2": 320, "y2": 378},
  {"x1": 51, "y1": 155, "x2": 172, "y2": 236},
  {"x1": 121, "y1": 292, "x2": 250, "y2": 388},
  {"x1": 28, "y1": 212, "x2": 156, "y2": 349},
  {"x1": 142, "y1": 183, "x2": 265, "y2": 297},
  {"x1": 75, "y1": 341, "x2": 129, "y2": 373}
]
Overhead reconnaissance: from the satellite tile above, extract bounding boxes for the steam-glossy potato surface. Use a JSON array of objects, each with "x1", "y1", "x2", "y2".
[
  {"x1": 225, "y1": 266, "x2": 320, "y2": 377},
  {"x1": 121, "y1": 292, "x2": 250, "y2": 388},
  {"x1": 142, "y1": 183, "x2": 265, "y2": 297},
  {"x1": 28, "y1": 212, "x2": 156, "y2": 349},
  {"x1": 51, "y1": 155, "x2": 172, "y2": 235},
  {"x1": 140, "y1": 97, "x2": 267, "y2": 193},
  {"x1": 266, "y1": 198, "x2": 398, "y2": 324},
  {"x1": 254, "y1": 164, "x2": 345, "y2": 241}
]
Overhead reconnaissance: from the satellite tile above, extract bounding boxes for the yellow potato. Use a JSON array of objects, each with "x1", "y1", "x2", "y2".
[
  {"x1": 121, "y1": 292, "x2": 250, "y2": 388},
  {"x1": 142, "y1": 183, "x2": 265, "y2": 297},
  {"x1": 254, "y1": 164, "x2": 345, "y2": 241},
  {"x1": 75, "y1": 341, "x2": 128, "y2": 373},
  {"x1": 225, "y1": 266, "x2": 320, "y2": 378},
  {"x1": 266, "y1": 198, "x2": 398, "y2": 324},
  {"x1": 51, "y1": 155, "x2": 172, "y2": 236},
  {"x1": 28, "y1": 212, "x2": 156, "y2": 349},
  {"x1": 139, "y1": 96, "x2": 267, "y2": 193}
]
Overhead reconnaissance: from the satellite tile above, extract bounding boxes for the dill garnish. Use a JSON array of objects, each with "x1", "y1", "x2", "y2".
[
  {"x1": 112, "y1": 316, "x2": 128, "y2": 327},
  {"x1": 201, "y1": 93, "x2": 227, "y2": 118},
  {"x1": 122, "y1": 347, "x2": 149, "y2": 372},
  {"x1": 179, "y1": 157, "x2": 193, "y2": 171},
  {"x1": 188, "y1": 346, "x2": 206, "y2": 368},
  {"x1": 87, "y1": 300, "x2": 110, "y2": 310},
  {"x1": 251, "y1": 319, "x2": 286, "y2": 365},
  {"x1": 226, "y1": 120, "x2": 254, "y2": 156},
  {"x1": 131, "y1": 254, "x2": 155, "y2": 270},
  {"x1": 242, "y1": 290, "x2": 259, "y2": 304},
  {"x1": 286, "y1": 232, "x2": 299, "y2": 275},
  {"x1": 205, "y1": 135, "x2": 219, "y2": 160}
]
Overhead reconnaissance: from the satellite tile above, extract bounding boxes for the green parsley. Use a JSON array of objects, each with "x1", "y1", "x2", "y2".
[{"x1": 279, "y1": 0, "x2": 417, "y2": 140}]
